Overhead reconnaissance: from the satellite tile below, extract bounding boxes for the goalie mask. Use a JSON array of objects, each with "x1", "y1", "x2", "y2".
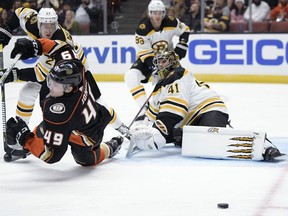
[
  {"x1": 37, "y1": 8, "x2": 58, "y2": 38},
  {"x1": 152, "y1": 50, "x2": 180, "y2": 79}
]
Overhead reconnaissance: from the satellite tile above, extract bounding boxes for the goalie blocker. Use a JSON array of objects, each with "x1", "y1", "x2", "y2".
[{"x1": 182, "y1": 126, "x2": 279, "y2": 161}]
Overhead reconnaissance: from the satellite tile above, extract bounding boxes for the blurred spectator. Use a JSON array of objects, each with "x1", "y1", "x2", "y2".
[
  {"x1": 75, "y1": 0, "x2": 103, "y2": 33},
  {"x1": 27, "y1": 0, "x2": 40, "y2": 11},
  {"x1": 162, "y1": 0, "x2": 172, "y2": 9},
  {"x1": 13, "y1": 0, "x2": 23, "y2": 10},
  {"x1": 63, "y1": 9, "x2": 81, "y2": 34},
  {"x1": 227, "y1": 0, "x2": 236, "y2": 11},
  {"x1": 0, "y1": 9, "x2": 11, "y2": 26},
  {"x1": 0, "y1": 0, "x2": 14, "y2": 10},
  {"x1": 204, "y1": 0, "x2": 230, "y2": 32},
  {"x1": 167, "y1": 6, "x2": 176, "y2": 16},
  {"x1": 58, "y1": 2, "x2": 72, "y2": 25},
  {"x1": 10, "y1": 1, "x2": 26, "y2": 35},
  {"x1": 181, "y1": 2, "x2": 201, "y2": 32},
  {"x1": 109, "y1": 0, "x2": 122, "y2": 15},
  {"x1": 270, "y1": 0, "x2": 288, "y2": 21},
  {"x1": 173, "y1": 0, "x2": 187, "y2": 19},
  {"x1": 263, "y1": 0, "x2": 279, "y2": 9},
  {"x1": 230, "y1": 0, "x2": 246, "y2": 22},
  {"x1": 243, "y1": 0, "x2": 270, "y2": 21},
  {"x1": 38, "y1": 0, "x2": 60, "y2": 10}
]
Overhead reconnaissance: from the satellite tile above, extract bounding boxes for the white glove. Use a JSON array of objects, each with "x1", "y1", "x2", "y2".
[{"x1": 130, "y1": 124, "x2": 166, "y2": 150}]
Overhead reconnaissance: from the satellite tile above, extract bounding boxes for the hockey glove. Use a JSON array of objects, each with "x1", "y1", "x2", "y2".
[
  {"x1": 130, "y1": 124, "x2": 166, "y2": 150},
  {"x1": 174, "y1": 41, "x2": 188, "y2": 59},
  {"x1": 104, "y1": 136, "x2": 124, "y2": 158},
  {"x1": 11, "y1": 38, "x2": 42, "y2": 60},
  {"x1": 6, "y1": 116, "x2": 34, "y2": 147},
  {"x1": 0, "y1": 24, "x2": 12, "y2": 47},
  {"x1": 0, "y1": 67, "x2": 19, "y2": 83}
]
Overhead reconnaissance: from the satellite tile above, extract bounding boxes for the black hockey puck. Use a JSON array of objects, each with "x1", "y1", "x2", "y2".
[
  {"x1": 217, "y1": 203, "x2": 229, "y2": 209},
  {"x1": 4, "y1": 153, "x2": 12, "y2": 162}
]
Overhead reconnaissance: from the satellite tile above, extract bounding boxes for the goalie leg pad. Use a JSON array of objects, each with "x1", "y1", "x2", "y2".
[{"x1": 182, "y1": 126, "x2": 266, "y2": 161}]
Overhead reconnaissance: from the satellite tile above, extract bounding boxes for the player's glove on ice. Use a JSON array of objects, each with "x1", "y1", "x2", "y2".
[
  {"x1": 6, "y1": 116, "x2": 34, "y2": 147},
  {"x1": 11, "y1": 38, "x2": 42, "y2": 60}
]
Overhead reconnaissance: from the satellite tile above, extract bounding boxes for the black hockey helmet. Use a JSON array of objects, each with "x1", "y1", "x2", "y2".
[{"x1": 49, "y1": 59, "x2": 83, "y2": 87}]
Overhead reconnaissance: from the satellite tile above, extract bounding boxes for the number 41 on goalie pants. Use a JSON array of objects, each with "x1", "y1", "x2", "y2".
[{"x1": 181, "y1": 126, "x2": 284, "y2": 161}]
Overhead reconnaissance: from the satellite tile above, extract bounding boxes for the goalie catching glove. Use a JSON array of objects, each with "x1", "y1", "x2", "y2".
[
  {"x1": 6, "y1": 116, "x2": 34, "y2": 149},
  {"x1": 130, "y1": 124, "x2": 166, "y2": 150},
  {"x1": 10, "y1": 38, "x2": 42, "y2": 60}
]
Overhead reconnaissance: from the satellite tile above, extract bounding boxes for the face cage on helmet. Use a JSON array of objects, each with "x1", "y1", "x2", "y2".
[{"x1": 153, "y1": 53, "x2": 176, "y2": 79}]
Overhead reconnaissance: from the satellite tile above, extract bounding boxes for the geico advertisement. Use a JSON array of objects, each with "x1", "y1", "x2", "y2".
[{"x1": 3, "y1": 34, "x2": 288, "y2": 76}]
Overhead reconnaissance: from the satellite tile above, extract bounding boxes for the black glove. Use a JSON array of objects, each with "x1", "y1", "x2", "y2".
[
  {"x1": 105, "y1": 136, "x2": 123, "y2": 158},
  {"x1": 174, "y1": 41, "x2": 188, "y2": 59},
  {"x1": 11, "y1": 38, "x2": 42, "y2": 60},
  {"x1": 0, "y1": 24, "x2": 12, "y2": 47},
  {"x1": 6, "y1": 116, "x2": 34, "y2": 147},
  {"x1": 0, "y1": 67, "x2": 19, "y2": 83}
]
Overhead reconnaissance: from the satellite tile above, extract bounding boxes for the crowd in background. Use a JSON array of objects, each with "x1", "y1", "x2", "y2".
[
  {"x1": 165, "y1": 0, "x2": 287, "y2": 33},
  {"x1": 0, "y1": 0, "x2": 124, "y2": 34},
  {"x1": 0, "y1": 0, "x2": 287, "y2": 34}
]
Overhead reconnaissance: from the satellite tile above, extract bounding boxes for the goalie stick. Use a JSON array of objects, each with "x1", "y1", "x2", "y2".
[
  {"x1": 0, "y1": 51, "x2": 27, "y2": 162},
  {"x1": 125, "y1": 90, "x2": 154, "y2": 158}
]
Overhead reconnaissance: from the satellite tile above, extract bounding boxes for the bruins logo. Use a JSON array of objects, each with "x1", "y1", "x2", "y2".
[
  {"x1": 30, "y1": 15, "x2": 37, "y2": 25},
  {"x1": 139, "y1": 24, "x2": 146, "y2": 30},
  {"x1": 152, "y1": 40, "x2": 168, "y2": 53}
]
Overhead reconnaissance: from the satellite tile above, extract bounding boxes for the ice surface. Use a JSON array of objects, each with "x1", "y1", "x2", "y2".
[{"x1": 0, "y1": 82, "x2": 287, "y2": 216}]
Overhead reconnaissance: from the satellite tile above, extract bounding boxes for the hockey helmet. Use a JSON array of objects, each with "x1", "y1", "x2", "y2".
[
  {"x1": 37, "y1": 8, "x2": 58, "y2": 33},
  {"x1": 49, "y1": 59, "x2": 83, "y2": 87},
  {"x1": 153, "y1": 50, "x2": 180, "y2": 79},
  {"x1": 148, "y1": 0, "x2": 166, "y2": 18}
]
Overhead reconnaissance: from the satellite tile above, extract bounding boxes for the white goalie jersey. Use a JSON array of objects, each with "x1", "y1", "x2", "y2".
[{"x1": 146, "y1": 67, "x2": 228, "y2": 135}]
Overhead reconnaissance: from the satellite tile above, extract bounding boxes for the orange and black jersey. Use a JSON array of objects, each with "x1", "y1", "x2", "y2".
[
  {"x1": 21, "y1": 38, "x2": 105, "y2": 164},
  {"x1": 25, "y1": 71, "x2": 111, "y2": 164}
]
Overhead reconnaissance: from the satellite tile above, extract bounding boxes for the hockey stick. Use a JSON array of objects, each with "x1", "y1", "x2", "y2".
[
  {"x1": 0, "y1": 52, "x2": 25, "y2": 162},
  {"x1": 125, "y1": 90, "x2": 154, "y2": 158}
]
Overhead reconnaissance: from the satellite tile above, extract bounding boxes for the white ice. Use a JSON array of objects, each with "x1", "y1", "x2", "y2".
[{"x1": 0, "y1": 81, "x2": 288, "y2": 216}]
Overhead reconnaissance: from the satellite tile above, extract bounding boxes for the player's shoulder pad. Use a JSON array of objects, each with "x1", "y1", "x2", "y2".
[
  {"x1": 157, "y1": 66, "x2": 186, "y2": 89},
  {"x1": 161, "y1": 16, "x2": 178, "y2": 28},
  {"x1": 51, "y1": 26, "x2": 73, "y2": 42},
  {"x1": 136, "y1": 18, "x2": 154, "y2": 36}
]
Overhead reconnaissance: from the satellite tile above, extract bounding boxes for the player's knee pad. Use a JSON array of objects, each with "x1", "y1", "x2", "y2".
[
  {"x1": 18, "y1": 82, "x2": 41, "y2": 104},
  {"x1": 124, "y1": 68, "x2": 146, "y2": 89}
]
